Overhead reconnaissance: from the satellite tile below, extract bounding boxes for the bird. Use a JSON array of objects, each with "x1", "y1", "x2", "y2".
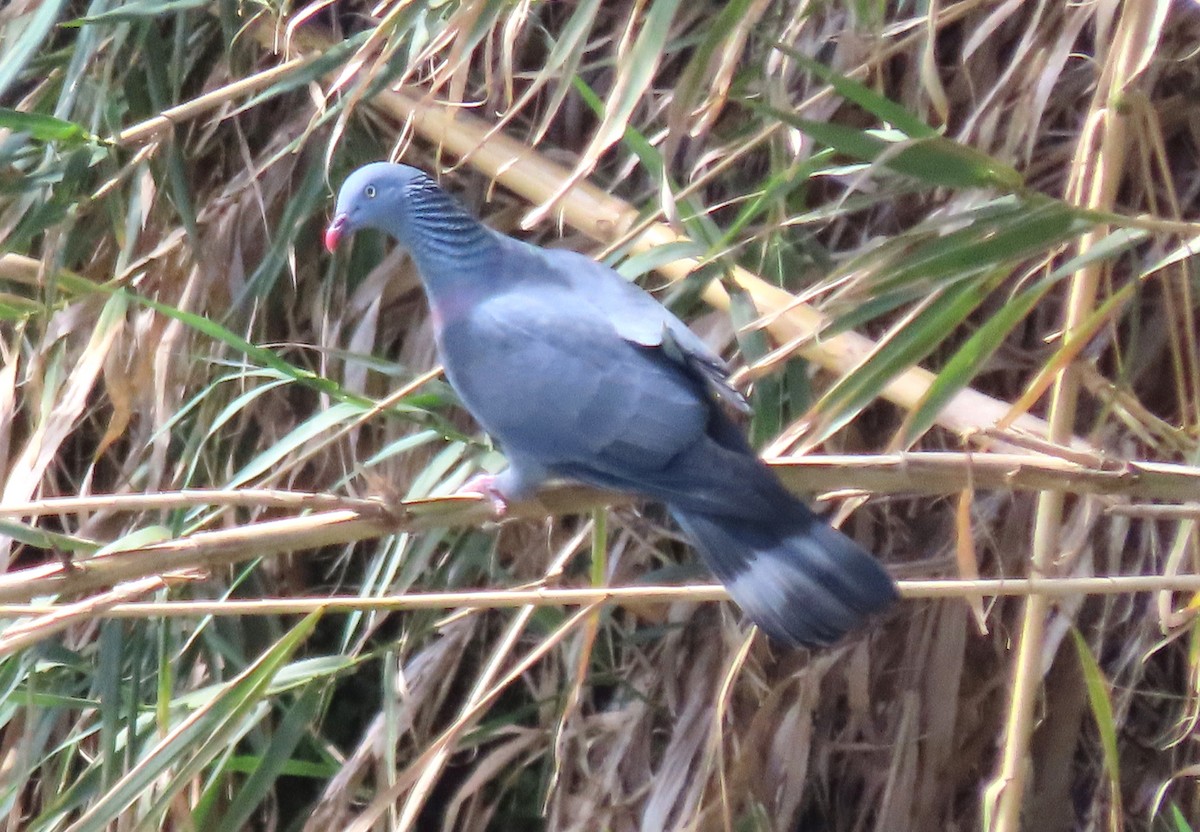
[{"x1": 324, "y1": 161, "x2": 897, "y2": 647}]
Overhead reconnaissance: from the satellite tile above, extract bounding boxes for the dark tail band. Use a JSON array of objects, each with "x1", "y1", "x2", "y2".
[{"x1": 670, "y1": 505, "x2": 897, "y2": 647}]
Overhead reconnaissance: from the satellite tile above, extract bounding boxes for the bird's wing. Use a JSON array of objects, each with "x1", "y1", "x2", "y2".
[
  {"x1": 440, "y1": 286, "x2": 710, "y2": 477},
  {"x1": 530, "y1": 245, "x2": 750, "y2": 413}
]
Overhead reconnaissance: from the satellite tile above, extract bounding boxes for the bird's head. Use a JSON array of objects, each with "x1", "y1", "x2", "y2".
[{"x1": 324, "y1": 162, "x2": 432, "y2": 252}]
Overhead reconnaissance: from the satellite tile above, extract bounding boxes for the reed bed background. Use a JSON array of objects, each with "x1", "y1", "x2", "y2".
[{"x1": 0, "y1": 1, "x2": 1198, "y2": 830}]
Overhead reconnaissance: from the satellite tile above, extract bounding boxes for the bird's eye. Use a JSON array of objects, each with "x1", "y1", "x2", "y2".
[{"x1": 364, "y1": 185, "x2": 377, "y2": 199}]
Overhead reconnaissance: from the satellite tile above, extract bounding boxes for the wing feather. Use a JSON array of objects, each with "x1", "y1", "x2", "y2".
[
  {"x1": 438, "y1": 288, "x2": 708, "y2": 476},
  {"x1": 529, "y1": 244, "x2": 749, "y2": 412}
]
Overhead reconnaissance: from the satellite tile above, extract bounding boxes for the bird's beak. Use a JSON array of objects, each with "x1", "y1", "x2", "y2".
[{"x1": 324, "y1": 213, "x2": 348, "y2": 252}]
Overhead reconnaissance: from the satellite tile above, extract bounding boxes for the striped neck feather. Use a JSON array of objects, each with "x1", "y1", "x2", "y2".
[{"x1": 403, "y1": 177, "x2": 496, "y2": 274}]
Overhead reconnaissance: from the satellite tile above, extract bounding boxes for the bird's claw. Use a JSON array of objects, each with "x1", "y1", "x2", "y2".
[{"x1": 458, "y1": 474, "x2": 509, "y2": 519}]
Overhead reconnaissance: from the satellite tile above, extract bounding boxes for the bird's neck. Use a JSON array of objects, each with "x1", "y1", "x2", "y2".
[{"x1": 399, "y1": 187, "x2": 499, "y2": 304}]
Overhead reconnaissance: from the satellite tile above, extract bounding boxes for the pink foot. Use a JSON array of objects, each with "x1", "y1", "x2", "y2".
[{"x1": 458, "y1": 474, "x2": 509, "y2": 518}]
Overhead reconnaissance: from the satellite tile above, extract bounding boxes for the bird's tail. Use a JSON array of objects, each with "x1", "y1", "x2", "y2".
[{"x1": 669, "y1": 487, "x2": 896, "y2": 647}]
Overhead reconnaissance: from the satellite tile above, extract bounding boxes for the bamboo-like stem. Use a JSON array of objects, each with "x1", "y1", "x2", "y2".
[
  {"x1": 0, "y1": 452, "x2": 1198, "y2": 520},
  {"x1": 1105, "y1": 504, "x2": 1200, "y2": 519},
  {"x1": 112, "y1": 55, "x2": 317, "y2": 146},
  {"x1": 7, "y1": 451, "x2": 1200, "y2": 520},
  {"x1": 0, "y1": 509, "x2": 395, "y2": 604},
  {"x1": 988, "y1": 4, "x2": 1167, "y2": 829},
  {"x1": 0, "y1": 574, "x2": 1192, "y2": 618},
  {"x1": 0, "y1": 575, "x2": 178, "y2": 658},
  {"x1": 3, "y1": 445, "x2": 1200, "y2": 607},
  {"x1": 772, "y1": 453, "x2": 1200, "y2": 502},
  {"x1": 0, "y1": 488, "x2": 387, "y2": 517}
]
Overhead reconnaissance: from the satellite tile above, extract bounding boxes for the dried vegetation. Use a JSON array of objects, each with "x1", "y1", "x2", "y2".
[{"x1": 0, "y1": 1, "x2": 1199, "y2": 830}]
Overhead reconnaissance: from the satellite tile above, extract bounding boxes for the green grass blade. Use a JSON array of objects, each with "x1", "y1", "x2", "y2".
[
  {"x1": 772, "y1": 44, "x2": 937, "y2": 139},
  {"x1": 860, "y1": 200, "x2": 1090, "y2": 298},
  {"x1": 1071, "y1": 627, "x2": 1124, "y2": 825},
  {"x1": 810, "y1": 270, "x2": 1005, "y2": 443},
  {"x1": 579, "y1": 0, "x2": 684, "y2": 174},
  {"x1": 62, "y1": 612, "x2": 322, "y2": 832},
  {"x1": 198, "y1": 681, "x2": 324, "y2": 831},
  {"x1": 0, "y1": 519, "x2": 98, "y2": 554},
  {"x1": 0, "y1": 108, "x2": 98, "y2": 144},
  {"x1": 226, "y1": 401, "x2": 366, "y2": 488},
  {"x1": 897, "y1": 226, "x2": 1149, "y2": 446},
  {"x1": 0, "y1": 1, "x2": 69, "y2": 100},
  {"x1": 75, "y1": 0, "x2": 208, "y2": 24},
  {"x1": 754, "y1": 102, "x2": 1023, "y2": 190}
]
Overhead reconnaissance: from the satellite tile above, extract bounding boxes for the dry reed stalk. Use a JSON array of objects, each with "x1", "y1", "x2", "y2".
[
  {"x1": 391, "y1": 520, "x2": 595, "y2": 828},
  {"x1": 0, "y1": 487, "x2": 386, "y2": 516},
  {"x1": 2, "y1": 574, "x2": 1198, "y2": 660},
  {"x1": 4, "y1": 443, "x2": 1200, "y2": 608},
  {"x1": 3, "y1": 574, "x2": 1199, "y2": 622},
  {"x1": 341, "y1": 604, "x2": 600, "y2": 832},
  {"x1": 1, "y1": 451, "x2": 1199, "y2": 521},
  {"x1": 0, "y1": 509, "x2": 397, "y2": 604},
  {"x1": 987, "y1": 3, "x2": 1169, "y2": 828},
  {"x1": 113, "y1": 55, "x2": 320, "y2": 147},
  {"x1": 0, "y1": 575, "x2": 176, "y2": 658}
]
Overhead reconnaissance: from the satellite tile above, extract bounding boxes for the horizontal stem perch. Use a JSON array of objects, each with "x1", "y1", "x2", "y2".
[
  {"x1": 0, "y1": 488, "x2": 387, "y2": 517},
  {"x1": 1, "y1": 574, "x2": 1198, "y2": 620},
  {"x1": 1, "y1": 449, "x2": 1198, "y2": 605},
  {"x1": 771, "y1": 452, "x2": 1200, "y2": 502},
  {"x1": 1104, "y1": 503, "x2": 1200, "y2": 518},
  {"x1": 0, "y1": 576, "x2": 176, "y2": 658},
  {"x1": 0, "y1": 510, "x2": 396, "y2": 604},
  {"x1": 1, "y1": 451, "x2": 1199, "y2": 520}
]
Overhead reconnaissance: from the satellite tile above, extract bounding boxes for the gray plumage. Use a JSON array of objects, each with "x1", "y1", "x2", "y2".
[{"x1": 325, "y1": 162, "x2": 897, "y2": 647}]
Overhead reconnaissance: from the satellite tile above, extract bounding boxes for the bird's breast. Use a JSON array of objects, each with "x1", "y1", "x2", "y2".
[{"x1": 434, "y1": 310, "x2": 520, "y2": 394}]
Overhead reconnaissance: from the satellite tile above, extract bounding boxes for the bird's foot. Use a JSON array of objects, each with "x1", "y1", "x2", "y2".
[{"x1": 457, "y1": 474, "x2": 509, "y2": 519}]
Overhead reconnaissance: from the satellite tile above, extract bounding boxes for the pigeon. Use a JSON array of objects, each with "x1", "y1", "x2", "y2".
[{"x1": 325, "y1": 162, "x2": 897, "y2": 646}]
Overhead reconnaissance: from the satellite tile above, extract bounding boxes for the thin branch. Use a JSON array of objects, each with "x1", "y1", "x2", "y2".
[
  {"x1": 989, "y1": 4, "x2": 1168, "y2": 828},
  {"x1": 1105, "y1": 503, "x2": 1200, "y2": 519},
  {"x1": 772, "y1": 452, "x2": 1200, "y2": 502},
  {"x1": 2, "y1": 575, "x2": 1198, "y2": 621},
  {"x1": 2, "y1": 448, "x2": 1200, "y2": 606},
  {"x1": 2, "y1": 452, "x2": 1200, "y2": 522},
  {"x1": 112, "y1": 55, "x2": 317, "y2": 146},
  {"x1": 0, "y1": 575, "x2": 188, "y2": 659},
  {"x1": 0, "y1": 488, "x2": 388, "y2": 517}
]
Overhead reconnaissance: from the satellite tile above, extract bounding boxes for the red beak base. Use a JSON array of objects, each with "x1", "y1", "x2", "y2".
[{"x1": 324, "y1": 214, "x2": 347, "y2": 252}]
